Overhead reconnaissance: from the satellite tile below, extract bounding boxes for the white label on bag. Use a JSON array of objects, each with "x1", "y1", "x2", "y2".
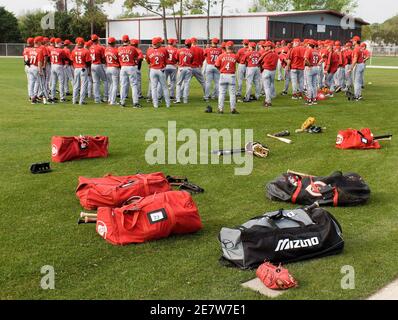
[
  {"x1": 147, "y1": 209, "x2": 167, "y2": 224},
  {"x1": 97, "y1": 221, "x2": 107, "y2": 239},
  {"x1": 275, "y1": 237, "x2": 320, "y2": 252},
  {"x1": 51, "y1": 144, "x2": 58, "y2": 156}
]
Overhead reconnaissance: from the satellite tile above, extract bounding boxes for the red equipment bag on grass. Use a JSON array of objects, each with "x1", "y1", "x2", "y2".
[
  {"x1": 76, "y1": 172, "x2": 171, "y2": 210},
  {"x1": 335, "y1": 128, "x2": 381, "y2": 150},
  {"x1": 51, "y1": 135, "x2": 109, "y2": 162},
  {"x1": 96, "y1": 191, "x2": 202, "y2": 245}
]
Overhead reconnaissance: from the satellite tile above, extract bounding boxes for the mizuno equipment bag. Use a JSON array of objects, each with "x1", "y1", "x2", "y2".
[
  {"x1": 219, "y1": 204, "x2": 344, "y2": 269},
  {"x1": 51, "y1": 135, "x2": 109, "y2": 163},
  {"x1": 96, "y1": 191, "x2": 202, "y2": 245},
  {"x1": 76, "y1": 172, "x2": 172, "y2": 210},
  {"x1": 266, "y1": 171, "x2": 370, "y2": 206},
  {"x1": 335, "y1": 128, "x2": 381, "y2": 150}
]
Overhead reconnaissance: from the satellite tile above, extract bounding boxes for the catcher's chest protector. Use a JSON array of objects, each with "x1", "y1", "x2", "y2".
[
  {"x1": 96, "y1": 191, "x2": 202, "y2": 245},
  {"x1": 266, "y1": 171, "x2": 370, "y2": 207},
  {"x1": 51, "y1": 136, "x2": 109, "y2": 163},
  {"x1": 219, "y1": 207, "x2": 344, "y2": 269},
  {"x1": 76, "y1": 172, "x2": 172, "y2": 210},
  {"x1": 336, "y1": 128, "x2": 381, "y2": 150}
]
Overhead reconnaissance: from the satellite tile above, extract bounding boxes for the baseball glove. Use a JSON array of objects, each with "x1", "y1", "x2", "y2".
[
  {"x1": 252, "y1": 142, "x2": 270, "y2": 158},
  {"x1": 256, "y1": 261, "x2": 298, "y2": 290},
  {"x1": 301, "y1": 117, "x2": 316, "y2": 131}
]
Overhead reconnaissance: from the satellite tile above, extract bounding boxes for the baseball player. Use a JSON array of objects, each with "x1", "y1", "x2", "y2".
[
  {"x1": 215, "y1": 41, "x2": 239, "y2": 114},
  {"x1": 23, "y1": 38, "x2": 34, "y2": 100},
  {"x1": 34, "y1": 38, "x2": 50, "y2": 100},
  {"x1": 63, "y1": 39, "x2": 73, "y2": 96},
  {"x1": 203, "y1": 38, "x2": 223, "y2": 102},
  {"x1": 42, "y1": 37, "x2": 52, "y2": 93},
  {"x1": 70, "y1": 37, "x2": 91, "y2": 105},
  {"x1": 84, "y1": 41, "x2": 93, "y2": 99},
  {"x1": 287, "y1": 38, "x2": 306, "y2": 99},
  {"x1": 190, "y1": 37, "x2": 206, "y2": 95},
  {"x1": 324, "y1": 40, "x2": 341, "y2": 96},
  {"x1": 361, "y1": 42, "x2": 371, "y2": 89},
  {"x1": 175, "y1": 39, "x2": 193, "y2": 104},
  {"x1": 259, "y1": 41, "x2": 279, "y2": 108},
  {"x1": 279, "y1": 44, "x2": 291, "y2": 95},
  {"x1": 104, "y1": 37, "x2": 120, "y2": 105},
  {"x1": 349, "y1": 36, "x2": 365, "y2": 101},
  {"x1": 304, "y1": 39, "x2": 320, "y2": 105},
  {"x1": 118, "y1": 35, "x2": 140, "y2": 108},
  {"x1": 275, "y1": 42, "x2": 284, "y2": 81},
  {"x1": 130, "y1": 39, "x2": 144, "y2": 99},
  {"x1": 49, "y1": 38, "x2": 67, "y2": 103},
  {"x1": 243, "y1": 42, "x2": 262, "y2": 102},
  {"x1": 146, "y1": 37, "x2": 170, "y2": 108},
  {"x1": 165, "y1": 38, "x2": 178, "y2": 99},
  {"x1": 89, "y1": 34, "x2": 108, "y2": 104},
  {"x1": 333, "y1": 41, "x2": 344, "y2": 92},
  {"x1": 342, "y1": 42, "x2": 353, "y2": 91},
  {"x1": 236, "y1": 39, "x2": 250, "y2": 98}
]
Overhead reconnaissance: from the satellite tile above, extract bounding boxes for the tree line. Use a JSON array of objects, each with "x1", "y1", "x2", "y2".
[{"x1": 0, "y1": 0, "x2": 397, "y2": 45}]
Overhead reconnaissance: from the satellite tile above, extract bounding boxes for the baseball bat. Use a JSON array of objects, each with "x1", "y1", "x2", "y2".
[
  {"x1": 80, "y1": 212, "x2": 97, "y2": 218},
  {"x1": 267, "y1": 134, "x2": 292, "y2": 144},
  {"x1": 77, "y1": 216, "x2": 97, "y2": 225},
  {"x1": 212, "y1": 142, "x2": 254, "y2": 156},
  {"x1": 374, "y1": 134, "x2": 392, "y2": 141},
  {"x1": 287, "y1": 170, "x2": 315, "y2": 178}
]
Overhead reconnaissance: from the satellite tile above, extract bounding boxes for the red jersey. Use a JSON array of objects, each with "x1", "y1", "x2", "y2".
[
  {"x1": 134, "y1": 47, "x2": 144, "y2": 65},
  {"x1": 89, "y1": 44, "x2": 105, "y2": 65},
  {"x1": 70, "y1": 47, "x2": 91, "y2": 68},
  {"x1": 118, "y1": 45, "x2": 138, "y2": 67},
  {"x1": 363, "y1": 49, "x2": 371, "y2": 60},
  {"x1": 279, "y1": 53, "x2": 289, "y2": 68},
  {"x1": 146, "y1": 47, "x2": 167, "y2": 69},
  {"x1": 50, "y1": 48, "x2": 67, "y2": 65},
  {"x1": 304, "y1": 48, "x2": 320, "y2": 67},
  {"x1": 288, "y1": 46, "x2": 306, "y2": 70},
  {"x1": 177, "y1": 48, "x2": 193, "y2": 67},
  {"x1": 23, "y1": 47, "x2": 32, "y2": 63},
  {"x1": 63, "y1": 47, "x2": 71, "y2": 65},
  {"x1": 261, "y1": 50, "x2": 279, "y2": 71},
  {"x1": 244, "y1": 51, "x2": 261, "y2": 67},
  {"x1": 27, "y1": 47, "x2": 44, "y2": 67},
  {"x1": 352, "y1": 46, "x2": 365, "y2": 64},
  {"x1": 342, "y1": 49, "x2": 352, "y2": 66},
  {"x1": 105, "y1": 47, "x2": 120, "y2": 67},
  {"x1": 275, "y1": 47, "x2": 283, "y2": 55},
  {"x1": 204, "y1": 47, "x2": 223, "y2": 65},
  {"x1": 325, "y1": 51, "x2": 341, "y2": 74},
  {"x1": 190, "y1": 46, "x2": 205, "y2": 68},
  {"x1": 215, "y1": 53, "x2": 237, "y2": 74},
  {"x1": 165, "y1": 46, "x2": 178, "y2": 65},
  {"x1": 236, "y1": 47, "x2": 249, "y2": 64}
]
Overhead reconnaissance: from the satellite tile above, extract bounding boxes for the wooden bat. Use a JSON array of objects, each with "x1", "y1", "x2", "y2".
[
  {"x1": 374, "y1": 134, "x2": 392, "y2": 141},
  {"x1": 267, "y1": 134, "x2": 292, "y2": 144},
  {"x1": 80, "y1": 212, "x2": 97, "y2": 218},
  {"x1": 287, "y1": 170, "x2": 315, "y2": 178},
  {"x1": 212, "y1": 142, "x2": 254, "y2": 156},
  {"x1": 77, "y1": 216, "x2": 97, "y2": 224}
]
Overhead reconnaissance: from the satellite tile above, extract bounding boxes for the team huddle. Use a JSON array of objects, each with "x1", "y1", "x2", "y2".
[{"x1": 22, "y1": 34, "x2": 370, "y2": 112}]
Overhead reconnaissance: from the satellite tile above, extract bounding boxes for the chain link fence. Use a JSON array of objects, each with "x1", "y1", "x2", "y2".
[{"x1": 1, "y1": 42, "x2": 397, "y2": 57}]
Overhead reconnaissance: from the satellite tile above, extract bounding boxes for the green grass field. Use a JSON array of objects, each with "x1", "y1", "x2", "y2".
[
  {"x1": 0, "y1": 58, "x2": 397, "y2": 300},
  {"x1": 370, "y1": 56, "x2": 398, "y2": 66}
]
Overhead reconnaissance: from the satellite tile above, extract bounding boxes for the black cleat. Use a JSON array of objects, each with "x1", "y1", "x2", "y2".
[
  {"x1": 231, "y1": 109, "x2": 239, "y2": 114},
  {"x1": 133, "y1": 103, "x2": 142, "y2": 108}
]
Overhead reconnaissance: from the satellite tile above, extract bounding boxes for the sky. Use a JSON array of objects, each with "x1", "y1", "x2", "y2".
[{"x1": 0, "y1": 0, "x2": 397, "y2": 24}]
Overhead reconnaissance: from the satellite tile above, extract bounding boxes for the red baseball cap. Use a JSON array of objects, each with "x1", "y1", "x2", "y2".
[
  {"x1": 43, "y1": 37, "x2": 49, "y2": 43},
  {"x1": 167, "y1": 38, "x2": 176, "y2": 44},
  {"x1": 258, "y1": 40, "x2": 264, "y2": 46},
  {"x1": 50, "y1": 37, "x2": 55, "y2": 43},
  {"x1": 221, "y1": 42, "x2": 226, "y2": 48},
  {"x1": 361, "y1": 43, "x2": 367, "y2": 48},
  {"x1": 75, "y1": 37, "x2": 85, "y2": 45},
  {"x1": 242, "y1": 39, "x2": 249, "y2": 45},
  {"x1": 345, "y1": 42, "x2": 352, "y2": 47},
  {"x1": 108, "y1": 37, "x2": 116, "y2": 44},
  {"x1": 152, "y1": 37, "x2": 162, "y2": 45},
  {"x1": 91, "y1": 34, "x2": 99, "y2": 41},
  {"x1": 130, "y1": 39, "x2": 139, "y2": 45},
  {"x1": 191, "y1": 37, "x2": 197, "y2": 42},
  {"x1": 249, "y1": 42, "x2": 256, "y2": 48},
  {"x1": 64, "y1": 39, "x2": 71, "y2": 45},
  {"x1": 184, "y1": 38, "x2": 192, "y2": 45},
  {"x1": 264, "y1": 41, "x2": 273, "y2": 47},
  {"x1": 34, "y1": 36, "x2": 43, "y2": 43},
  {"x1": 352, "y1": 36, "x2": 361, "y2": 42},
  {"x1": 122, "y1": 35, "x2": 129, "y2": 42},
  {"x1": 293, "y1": 38, "x2": 301, "y2": 43},
  {"x1": 26, "y1": 37, "x2": 34, "y2": 45},
  {"x1": 211, "y1": 38, "x2": 219, "y2": 44},
  {"x1": 84, "y1": 41, "x2": 91, "y2": 47},
  {"x1": 308, "y1": 39, "x2": 317, "y2": 46},
  {"x1": 55, "y1": 38, "x2": 62, "y2": 44},
  {"x1": 226, "y1": 41, "x2": 234, "y2": 47},
  {"x1": 335, "y1": 41, "x2": 341, "y2": 46}
]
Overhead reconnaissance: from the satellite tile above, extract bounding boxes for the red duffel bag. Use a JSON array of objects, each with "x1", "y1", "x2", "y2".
[
  {"x1": 336, "y1": 128, "x2": 381, "y2": 150},
  {"x1": 96, "y1": 191, "x2": 202, "y2": 245},
  {"x1": 51, "y1": 135, "x2": 109, "y2": 162},
  {"x1": 76, "y1": 172, "x2": 172, "y2": 210}
]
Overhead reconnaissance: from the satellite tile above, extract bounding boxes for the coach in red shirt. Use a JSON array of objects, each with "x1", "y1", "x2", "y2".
[
  {"x1": 215, "y1": 41, "x2": 239, "y2": 114},
  {"x1": 287, "y1": 38, "x2": 306, "y2": 99},
  {"x1": 259, "y1": 41, "x2": 279, "y2": 107},
  {"x1": 190, "y1": 37, "x2": 206, "y2": 95}
]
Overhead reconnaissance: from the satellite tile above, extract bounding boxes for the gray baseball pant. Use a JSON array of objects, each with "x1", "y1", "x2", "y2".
[
  {"x1": 73, "y1": 68, "x2": 89, "y2": 105},
  {"x1": 245, "y1": 66, "x2": 261, "y2": 100},
  {"x1": 191, "y1": 67, "x2": 205, "y2": 94},
  {"x1": 218, "y1": 74, "x2": 236, "y2": 111},
  {"x1": 150, "y1": 69, "x2": 170, "y2": 108},
  {"x1": 92, "y1": 64, "x2": 109, "y2": 103},
  {"x1": 50, "y1": 64, "x2": 65, "y2": 100},
  {"x1": 237, "y1": 63, "x2": 246, "y2": 96},
  {"x1": 106, "y1": 67, "x2": 120, "y2": 105},
  {"x1": 165, "y1": 64, "x2": 177, "y2": 98},
  {"x1": 204, "y1": 64, "x2": 220, "y2": 100},
  {"x1": 176, "y1": 67, "x2": 192, "y2": 103},
  {"x1": 262, "y1": 69, "x2": 276, "y2": 104},
  {"x1": 120, "y1": 65, "x2": 139, "y2": 105}
]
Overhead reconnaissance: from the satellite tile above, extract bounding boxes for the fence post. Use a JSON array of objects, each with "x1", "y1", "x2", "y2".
[{"x1": 5, "y1": 43, "x2": 8, "y2": 56}]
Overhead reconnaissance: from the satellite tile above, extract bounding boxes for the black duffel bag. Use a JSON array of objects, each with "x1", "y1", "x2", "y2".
[
  {"x1": 266, "y1": 171, "x2": 370, "y2": 206},
  {"x1": 219, "y1": 204, "x2": 344, "y2": 269}
]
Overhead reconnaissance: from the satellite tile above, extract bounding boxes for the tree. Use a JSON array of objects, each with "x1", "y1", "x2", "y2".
[
  {"x1": 219, "y1": 0, "x2": 225, "y2": 42},
  {"x1": 0, "y1": 7, "x2": 22, "y2": 42},
  {"x1": 124, "y1": 0, "x2": 177, "y2": 42},
  {"x1": 250, "y1": 0, "x2": 357, "y2": 13}
]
